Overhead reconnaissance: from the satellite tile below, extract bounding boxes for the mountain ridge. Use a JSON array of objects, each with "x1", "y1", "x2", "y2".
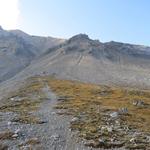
[
  {"x1": 0, "y1": 27, "x2": 65, "y2": 82},
  {"x1": 1, "y1": 27, "x2": 150, "y2": 89}
]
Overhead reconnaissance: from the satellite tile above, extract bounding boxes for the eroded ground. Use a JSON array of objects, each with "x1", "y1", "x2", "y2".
[{"x1": 0, "y1": 76, "x2": 150, "y2": 149}]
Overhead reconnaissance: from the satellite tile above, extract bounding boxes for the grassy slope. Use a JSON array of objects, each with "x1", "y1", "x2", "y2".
[
  {"x1": 0, "y1": 76, "x2": 149, "y2": 148},
  {"x1": 46, "y1": 77, "x2": 150, "y2": 131},
  {"x1": 0, "y1": 77, "x2": 46, "y2": 124},
  {"x1": 45, "y1": 76, "x2": 150, "y2": 149}
]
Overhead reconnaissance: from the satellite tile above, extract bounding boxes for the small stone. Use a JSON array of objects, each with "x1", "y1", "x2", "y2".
[
  {"x1": 71, "y1": 117, "x2": 79, "y2": 123},
  {"x1": 137, "y1": 101, "x2": 144, "y2": 106},
  {"x1": 115, "y1": 120, "x2": 120, "y2": 125},
  {"x1": 110, "y1": 112, "x2": 119, "y2": 118},
  {"x1": 98, "y1": 138, "x2": 105, "y2": 144},
  {"x1": 51, "y1": 112, "x2": 56, "y2": 115},
  {"x1": 118, "y1": 107, "x2": 128, "y2": 115},
  {"x1": 51, "y1": 134, "x2": 60, "y2": 141},
  {"x1": 133, "y1": 100, "x2": 145, "y2": 107},
  {"x1": 133, "y1": 100, "x2": 138, "y2": 106},
  {"x1": 130, "y1": 138, "x2": 135, "y2": 143},
  {"x1": 107, "y1": 126, "x2": 113, "y2": 132},
  {"x1": 110, "y1": 138, "x2": 115, "y2": 142},
  {"x1": 10, "y1": 98, "x2": 15, "y2": 101},
  {"x1": 38, "y1": 120, "x2": 48, "y2": 124},
  {"x1": 12, "y1": 133, "x2": 18, "y2": 138},
  {"x1": 15, "y1": 129, "x2": 20, "y2": 134},
  {"x1": 7, "y1": 121, "x2": 12, "y2": 126},
  {"x1": 101, "y1": 126, "x2": 107, "y2": 131},
  {"x1": 146, "y1": 136, "x2": 150, "y2": 142}
]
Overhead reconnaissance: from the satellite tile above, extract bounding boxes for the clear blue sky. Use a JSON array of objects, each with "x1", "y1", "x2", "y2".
[{"x1": 18, "y1": 0, "x2": 150, "y2": 45}]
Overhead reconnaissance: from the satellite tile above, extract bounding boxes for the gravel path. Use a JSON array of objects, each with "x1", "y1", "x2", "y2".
[
  {"x1": 36, "y1": 84, "x2": 124, "y2": 150},
  {"x1": 0, "y1": 83, "x2": 125, "y2": 150},
  {"x1": 34, "y1": 83, "x2": 91, "y2": 150},
  {"x1": 0, "y1": 78, "x2": 147, "y2": 150}
]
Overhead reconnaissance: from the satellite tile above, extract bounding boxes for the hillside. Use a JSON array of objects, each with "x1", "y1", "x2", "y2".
[
  {"x1": 13, "y1": 34, "x2": 150, "y2": 89},
  {"x1": 0, "y1": 76, "x2": 149, "y2": 149},
  {"x1": 0, "y1": 30, "x2": 150, "y2": 149},
  {"x1": 0, "y1": 26, "x2": 65, "y2": 82}
]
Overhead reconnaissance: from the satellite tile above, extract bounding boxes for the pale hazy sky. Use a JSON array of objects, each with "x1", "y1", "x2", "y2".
[
  {"x1": 0, "y1": 0, "x2": 20, "y2": 29},
  {"x1": 0, "y1": 0, "x2": 150, "y2": 45}
]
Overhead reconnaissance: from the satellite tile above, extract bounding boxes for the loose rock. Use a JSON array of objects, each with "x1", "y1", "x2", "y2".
[{"x1": 110, "y1": 112, "x2": 119, "y2": 118}]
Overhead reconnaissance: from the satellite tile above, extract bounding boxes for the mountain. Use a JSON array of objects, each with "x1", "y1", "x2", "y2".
[
  {"x1": 9, "y1": 29, "x2": 65, "y2": 55},
  {"x1": 12, "y1": 33, "x2": 150, "y2": 89},
  {"x1": 0, "y1": 26, "x2": 65, "y2": 82},
  {"x1": 1, "y1": 28, "x2": 150, "y2": 150},
  {"x1": 1, "y1": 26, "x2": 150, "y2": 88}
]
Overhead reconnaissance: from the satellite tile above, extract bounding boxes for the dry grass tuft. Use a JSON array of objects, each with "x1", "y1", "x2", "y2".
[
  {"x1": 19, "y1": 137, "x2": 40, "y2": 147},
  {"x1": 0, "y1": 130, "x2": 14, "y2": 140},
  {"x1": 12, "y1": 115, "x2": 43, "y2": 124},
  {"x1": 0, "y1": 143, "x2": 8, "y2": 150}
]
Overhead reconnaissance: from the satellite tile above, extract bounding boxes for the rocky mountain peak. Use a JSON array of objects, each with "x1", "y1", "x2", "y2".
[{"x1": 68, "y1": 34, "x2": 90, "y2": 43}]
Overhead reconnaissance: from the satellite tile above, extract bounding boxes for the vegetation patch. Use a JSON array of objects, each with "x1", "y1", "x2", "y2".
[
  {"x1": 0, "y1": 130, "x2": 15, "y2": 140},
  {"x1": 12, "y1": 114, "x2": 44, "y2": 124},
  {"x1": 1, "y1": 75, "x2": 150, "y2": 148},
  {"x1": 42, "y1": 76, "x2": 150, "y2": 149},
  {"x1": 0, "y1": 76, "x2": 47, "y2": 124},
  {"x1": 0, "y1": 143, "x2": 8, "y2": 150},
  {"x1": 19, "y1": 137, "x2": 40, "y2": 147}
]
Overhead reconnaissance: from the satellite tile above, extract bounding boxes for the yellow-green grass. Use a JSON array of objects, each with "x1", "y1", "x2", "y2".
[
  {"x1": 0, "y1": 76, "x2": 47, "y2": 124},
  {"x1": 44, "y1": 78, "x2": 150, "y2": 132},
  {"x1": 37, "y1": 76, "x2": 150, "y2": 148},
  {"x1": 0, "y1": 75, "x2": 150, "y2": 148}
]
